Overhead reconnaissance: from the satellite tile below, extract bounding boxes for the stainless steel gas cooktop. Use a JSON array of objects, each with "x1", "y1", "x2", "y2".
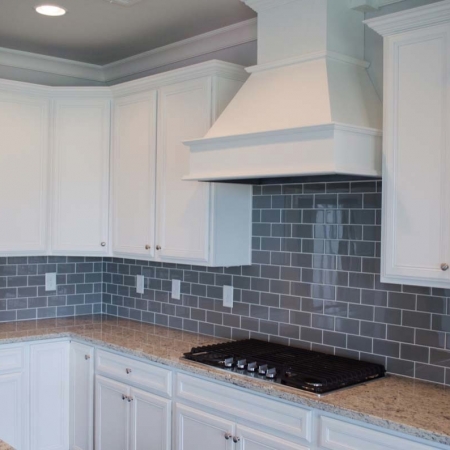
[{"x1": 184, "y1": 339, "x2": 385, "y2": 395}]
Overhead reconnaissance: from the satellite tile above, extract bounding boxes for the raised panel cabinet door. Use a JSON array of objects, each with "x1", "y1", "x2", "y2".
[
  {"x1": 52, "y1": 98, "x2": 111, "y2": 255},
  {"x1": 112, "y1": 92, "x2": 157, "y2": 258},
  {"x1": 0, "y1": 93, "x2": 49, "y2": 255},
  {"x1": 30, "y1": 341, "x2": 70, "y2": 450},
  {"x1": 235, "y1": 425, "x2": 309, "y2": 450},
  {"x1": 95, "y1": 375, "x2": 130, "y2": 450},
  {"x1": 381, "y1": 23, "x2": 450, "y2": 287},
  {"x1": 0, "y1": 372, "x2": 27, "y2": 450},
  {"x1": 156, "y1": 78, "x2": 212, "y2": 263},
  {"x1": 70, "y1": 342, "x2": 94, "y2": 450},
  {"x1": 129, "y1": 387, "x2": 171, "y2": 450},
  {"x1": 175, "y1": 404, "x2": 234, "y2": 450}
]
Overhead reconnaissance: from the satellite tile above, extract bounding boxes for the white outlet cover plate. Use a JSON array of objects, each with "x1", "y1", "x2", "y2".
[
  {"x1": 136, "y1": 275, "x2": 144, "y2": 294},
  {"x1": 45, "y1": 272, "x2": 56, "y2": 291},
  {"x1": 172, "y1": 279, "x2": 181, "y2": 300},
  {"x1": 223, "y1": 285, "x2": 233, "y2": 308}
]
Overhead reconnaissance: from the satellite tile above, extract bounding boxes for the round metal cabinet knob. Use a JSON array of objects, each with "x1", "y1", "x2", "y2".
[
  {"x1": 224, "y1": 433, "x2": 232, "y2": 441},
  {"x1": 156, "y1": 245, "x2": 161, "y2": 251},
  {"x1": 233, "y1": 437, "x2": 241, "y2": 443},
  {"x1": 122, "y1": 394, "x2": 127, "y2": 401},
  {"x1": 101, "y1": 242, "x2": 106, "y2": 247},
  {"x1": 145, "y1": 245, "x2": 151, "y2": 250},
  {"x1": 84, "y1": 354, "x2": 90, "y2": 360},
  {"x1": 126, "y1": 368, "x2": 132, "y2": 374},
  {"x1": 441, "y1": 263, "x2": 449, "y2": 271}
]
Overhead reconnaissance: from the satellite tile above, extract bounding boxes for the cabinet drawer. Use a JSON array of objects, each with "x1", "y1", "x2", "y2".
[
  {"x1": 0, "y1": 346, "x2": 24, "y2": 373},
  {"x1": 319, "y1": 416, "x2": 436, "y2": 450},
  {"x1": 176, "y1": 373, "x2": 312, "y2": 442},
  {"x1": 96, "y1": 349, "x2": 172, "y2": 397}
]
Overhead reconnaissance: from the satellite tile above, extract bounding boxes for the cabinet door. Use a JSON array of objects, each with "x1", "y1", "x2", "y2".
[
  {"x1": 382, "y1": 23, "x2": 450, "y2": 287},
  {"x1": 0, "y1": 93, "x2": 49, "y2": 255},
  {"x1": 30, "y1": 341, "x2": 70, "y2": 450},
  {"x1": 113, "y1": 92, "x2": 157, "y2": 259},
  {"x1": 156, "y1": 78, "x2": 212, "y2": 263},
  {"x1": 129, "y1": 387, "x2": 171, "y2": 450},
  {"x1": 0, "y1": 372, "x2": 27, "y2": 450},
  {"x1": 52, "y1": 98, "x2": 110, "y2": 255},
  {"x1": 70, "y1": 343, "x2": 94, "y2": 450},
  {"x1": 236, "y1": 425, "x2": 309, "y2": 450},
  {"x1": 175, "y1": 404, "x2": 234, "y2": 450},
  {"x1": 95, "y1": 375, "x2": 130, "y2": 450}
]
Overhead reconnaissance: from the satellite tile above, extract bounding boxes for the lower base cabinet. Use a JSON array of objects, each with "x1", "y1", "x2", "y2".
[
  {"x1": 174, "y1": 404, "x2": 309, "y2": 450},
  {"x1": 95, "y1": 375, "x2": 171, "y2": 450}
]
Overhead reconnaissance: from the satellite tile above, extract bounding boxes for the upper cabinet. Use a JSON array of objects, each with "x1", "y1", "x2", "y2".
[
  {"x1": 51, "y1": 97, "x2": 111, "y2": 255},
  {"x1": 0, "y1": 90, "x2": 49, "y2": 256},
  {"x1": 366, "y1": 1, "x2": 450, "y2": 288},
  {"x1": 112, "y1": 63, "x2": 252, "y2": 267},
  {"x1": 112, "y1": 91, "x2": 157, "y2": 259}
]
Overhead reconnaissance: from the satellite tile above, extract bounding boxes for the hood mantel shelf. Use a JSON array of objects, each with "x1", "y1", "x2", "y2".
[{"x1": 184, "y1": 0, "x2": 382, "y2": 182}]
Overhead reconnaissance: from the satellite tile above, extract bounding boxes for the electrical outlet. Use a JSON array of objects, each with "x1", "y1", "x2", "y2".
[
  {"x1": 172, "y1": 279, "x2": 181, "y2": 300},
  {"x1": 136, "y1": 275, "x2": 144, "y2": 294},
  {"x1": 223, "y1": 285, "x2": 233, "y2": 308},
  {"x1": 45, "y1": 273, "x2": 56, "y2": 291}
]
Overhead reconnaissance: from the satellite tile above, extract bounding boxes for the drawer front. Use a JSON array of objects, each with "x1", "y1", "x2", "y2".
[
  {"x1": 319, "y1": 416, "x2": 436, "y2": 450},
  {"x1": 96, "y1": 349, "x2": 172, "y2": 397},
  {"x1": 176, "y1": 373, "x2": 312, "y2": 442},
  {"x1": 0, "y1": 346, "x2": 24, "y2": 373}
]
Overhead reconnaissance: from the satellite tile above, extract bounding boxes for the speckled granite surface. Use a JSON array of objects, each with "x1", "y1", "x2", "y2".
[
  {"x1": 1, "y1": 315, "x2": 450, "y2": 446},
  {"x1": 0, "y1": 439, "x2": 14, "y2": 450}
]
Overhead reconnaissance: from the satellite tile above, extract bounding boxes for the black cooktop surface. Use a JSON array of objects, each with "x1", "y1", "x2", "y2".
[{"x1": 184, "y1": 339, "x2": 385, "y2": 395}]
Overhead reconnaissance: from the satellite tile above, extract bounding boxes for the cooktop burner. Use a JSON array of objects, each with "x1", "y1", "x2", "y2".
[{"x1": 184, "y1": 339, "x2": 385, "y2": 395}]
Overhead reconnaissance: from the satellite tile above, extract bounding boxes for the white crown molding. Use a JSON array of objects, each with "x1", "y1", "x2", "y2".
[
  {"x1": 0, "y1": 18, "x2": 256, "y2": 86},
  {"x1": 364, "y1": 0, "x2": 450, "y2": 35},
  {"x1": 246, "y1": 51, "x2": 369, "y2": 74},
  {"x1": 0, "y1": 47, "x2": 104, "y2": 82},
  {"x1": 242, "y1": 0, "x2": 298, "y2": 13},
  {"x1": 110, "y1": 60, "x2": 248, "y2": 97},
  {"x1": 349, "y1": 0, "x2": 405, "y2": 12},
  {"x1": 102, "y1": 18, "x2": 257, "y2": 83}
]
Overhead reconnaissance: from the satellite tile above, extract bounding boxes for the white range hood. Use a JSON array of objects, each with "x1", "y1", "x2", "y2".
[{"x1": 184, "y1": 0, "x2": 382, "y2": 182}]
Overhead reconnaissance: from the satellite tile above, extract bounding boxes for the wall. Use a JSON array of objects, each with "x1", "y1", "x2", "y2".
[
  {"x1": 0, "y1": 256, "x2": 103, "y2": 320},
  {"x1": 102, "y1": 180, "x2": 450, "y2": 386}
]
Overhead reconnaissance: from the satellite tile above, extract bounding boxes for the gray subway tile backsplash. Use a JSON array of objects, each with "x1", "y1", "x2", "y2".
[{"x1": 1, "y1": 181, "x2": 450, "y2": 385}]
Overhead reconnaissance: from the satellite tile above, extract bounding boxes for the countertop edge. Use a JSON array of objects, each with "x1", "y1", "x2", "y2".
[{"x1": 1, "y1": 331, "x2": 449, "y2": 447}]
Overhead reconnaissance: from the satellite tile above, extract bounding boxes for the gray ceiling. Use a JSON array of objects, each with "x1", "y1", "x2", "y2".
[{"x1": 0, "y1": 0, "x2": 255, "y2": 65}]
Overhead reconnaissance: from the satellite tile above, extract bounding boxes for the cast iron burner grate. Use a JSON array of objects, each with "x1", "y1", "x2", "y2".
[{"x1": 184, "y1": 339, "x2": 385, "y2": 395}]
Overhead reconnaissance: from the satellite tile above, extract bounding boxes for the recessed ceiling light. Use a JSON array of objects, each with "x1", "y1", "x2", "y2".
[{"x1": 35, "y1": 4, "x2": 67, "y2": 16}]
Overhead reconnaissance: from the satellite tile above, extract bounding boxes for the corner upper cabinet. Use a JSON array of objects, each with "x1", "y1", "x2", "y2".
[
  {"x1": 366, "y1": 2, "x2": 450, "y2": 288},
  {"x1": 112, "y1": 63, "x2": 252, "y2": 267},
  {"x1": 112, "y1": 91, "x2": 157, "y2": 259},
  {"x1": 51, "y1": 97, "x2": 111, "y2": 255},
  {"x1": 0, "y1": 89, "x2": 49, "y2": 256}
]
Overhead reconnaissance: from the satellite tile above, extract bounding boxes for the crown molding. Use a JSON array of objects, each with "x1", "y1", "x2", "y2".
[
  {"x1": 110, "y1": 60, "x2": 248, "y2": 97},
  {"x1": 349, "y1": 0, "x2": 405, "y2": 12},
  {"x1": 242, "y1": 0, "x2": 298, "y2": 13},
  {"x1": 364, "y1": 0, "x2": 450, "y2": 35},
  {"x1": 0, "y1": 47, "x2": 104, "y2": 83},
  {"x1": 0, "y1": 18, "x2": 257, "y2": 86},
  {"x1": 102, "y1": 18, "x2": 257, "y2": 83}
]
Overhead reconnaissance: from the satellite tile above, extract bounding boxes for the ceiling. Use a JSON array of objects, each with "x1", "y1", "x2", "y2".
[{"x1": 0, "y1": 0, "x2": 255, "y2": 65}]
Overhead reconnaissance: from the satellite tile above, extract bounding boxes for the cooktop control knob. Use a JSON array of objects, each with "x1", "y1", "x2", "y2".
[
  {"x1": 236, "y1": 359, "x2": 247, "y2": 370},
  {"x1": 247, "y1": 362, "x2": 258, "y2": 372},
  {"x1": 258, "y1": 364, "x2": 268, "y2": 375},
  {"x1": 224, "y1": 357, "x2": 234, "y2": 368},
  {"x1": 266, "y1": 368, "x2": 277, "y2": 379}
]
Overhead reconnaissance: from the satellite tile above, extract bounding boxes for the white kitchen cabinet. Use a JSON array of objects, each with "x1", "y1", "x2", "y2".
[
  {"x1": 95, "y1": 375, "x2": 171, "y2": 450},
  {"x1": 0, "y1": 91, "x2": 49, "y2": 256},
  {"x1": 30, "y1": 341, "x2": 70, "y2": 450},
  {"x1": 365, "y1": 2, "x2": 450, "y2": 288},
  {"x1": 0, "y1": 345, "x2": 28, "y2": 450},
  {"x1": 70, "y1": 342, "x2": 94, "y2": 450},
  {"x1": 112, "y1": 91, "x2": 157, "y2": 259},
  {"x1": 175, "y1": 403, "x2": 235, "y2": 450},
  {"x1": 236, "y1": 425, "x2": 308, "y2": 450},
  {"x1": 51, "y1": 97, "x2": 111, "y2": 255},
  {"x1": 111, "y1": 63, "x2": 252, "y2": 267},
  {"x1": 95, "y1": 375, "x2": 129, "y2": 450}
]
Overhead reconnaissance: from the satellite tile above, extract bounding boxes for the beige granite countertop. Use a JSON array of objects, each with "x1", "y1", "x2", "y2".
[
  {"x1": 1, "y1": 315, "x2": 450, "y2": 446},
  {"x1": 0, "y1": 439, "x2": 14, "y2": 450}
]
